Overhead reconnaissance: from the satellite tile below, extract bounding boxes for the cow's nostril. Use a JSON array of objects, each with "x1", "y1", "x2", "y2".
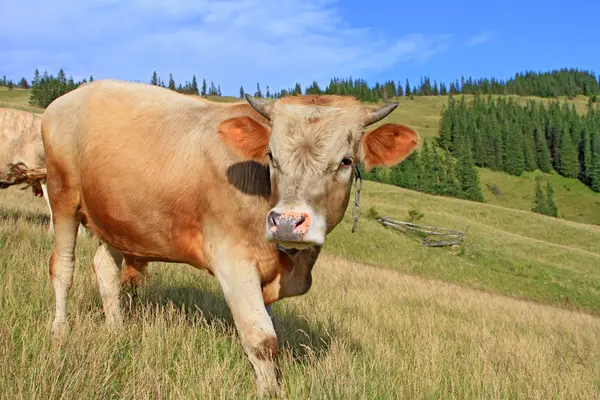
[
  {"x1": 268, "y1": 211, "x2": 279, "y2": 228},
  {"x1": 294, "y1": 214, "x2": 306, "y2": 229}
]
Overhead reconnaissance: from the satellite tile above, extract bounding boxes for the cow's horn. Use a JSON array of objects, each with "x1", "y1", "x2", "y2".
[
  {"x1": 245, "y1": 94, "x2": 274, "y2": 120},
  {"x1": 362, "y1": 103, "x2": 399, "y2": 127}
]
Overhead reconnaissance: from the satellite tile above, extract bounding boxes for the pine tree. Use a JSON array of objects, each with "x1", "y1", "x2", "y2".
[
  {"x1": 441, "y1": 150, "x2": 460, "y2": 197},
  {"x1": 293, "y1": 83, "x2": 302, "y2": 95},
  {"x1": 266, "y1": 85, "x2": 271, "y2": 98},
  {"x1": 405, "y1": 79, "x2": 411, "y2": 96},
  {"x1": 192, "y1": 75, "x2": 199, "y2": 95},
  {"x1": 545, "y1": 182, "x2": 558, "y2": 217},
  {"x1": 557, "y1": 126, "x2": 579, "y2": 178},
  {"x1": 532, "y1": 177, "x2": 547, "y2": 215},
  {"x1": 255, "y1": 83, "x2": 263, "y2": 98},
  {"x1": 420, "y1": 140, "x2": 437, "y2": 194},
  {"x1": 150, "y1": 71, "x2": 158, "y2": 85},
  {"x1": 239, "y1": 86, "x2": 245, "y2": 99},
  {"x1": 168, "y1": 74, "x2": 176, "y2": 90},
  {"x1": 590, "y1": 132, "x2": 600, "y2": 192},
  {"x1": 438, "y1": 95, "x2": 454, "y2": 151},
  {"x1": 534, "y1": 124, "x2": 553, "y2": 172},
  {"x1": 17, "y1": 77, "x2": 29, "y2": 89},
  {"x1": 455, "y1": 136, "x2": 484, "y2": 202},
  {"x1": 502, "y1": 121, "x2": 525, "y2": 176},
  {"x1": 201, "y1": 79, "x2": 207, "y2": 97}
]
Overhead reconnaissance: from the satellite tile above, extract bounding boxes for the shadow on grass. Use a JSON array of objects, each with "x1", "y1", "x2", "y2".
[
  {"x1": 130, "y1": 282, "x2": 354, "y2": 364},
  {"x1": 0, "y1": 208, "x2": 50, "y2": 226}
]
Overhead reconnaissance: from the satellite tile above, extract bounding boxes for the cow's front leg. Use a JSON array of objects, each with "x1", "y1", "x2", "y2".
[{"x1": 214, "y1": 252, "x2": 280, "y2": 397}]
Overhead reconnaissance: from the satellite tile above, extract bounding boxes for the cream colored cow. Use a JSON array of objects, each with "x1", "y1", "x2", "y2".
[
  {"x1": 40, "y1": 79, "x2": 418, "y2": 396},
  {"x1": 0, "y1": 107, "x2": 86, "y2": 236}
]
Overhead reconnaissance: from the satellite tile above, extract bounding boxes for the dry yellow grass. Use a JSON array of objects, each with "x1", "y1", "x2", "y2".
[{"x1": 1, "y1": 185, "x2": 599, "y2": 399}]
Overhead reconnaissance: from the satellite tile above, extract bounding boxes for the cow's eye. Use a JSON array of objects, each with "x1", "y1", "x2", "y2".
[{"x1": 340, "y1": 157, "x2": 353, "y2": 168}]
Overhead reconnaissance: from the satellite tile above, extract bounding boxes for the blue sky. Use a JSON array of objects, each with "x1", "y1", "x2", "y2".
[{"x1": 1, "y1": 0, "x2": 599, "y2": 96}]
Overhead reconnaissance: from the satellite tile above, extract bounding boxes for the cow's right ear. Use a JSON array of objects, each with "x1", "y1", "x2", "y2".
[{"x1": 218, "y1": 116, "x2": 271, "y2": 164}]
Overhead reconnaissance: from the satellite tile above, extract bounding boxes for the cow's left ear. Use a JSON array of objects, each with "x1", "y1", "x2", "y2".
[
  {"x1": 361, "y1": 123, "x2": 419, "y2": 171},
  {"x1": 218, "y1": 116, "x2": 271, "y2": 164}
]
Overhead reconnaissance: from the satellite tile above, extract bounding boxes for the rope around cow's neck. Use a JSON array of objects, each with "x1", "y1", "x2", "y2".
[{"x1": 351, "y1": 165, "x2": 362, "y2": 233}]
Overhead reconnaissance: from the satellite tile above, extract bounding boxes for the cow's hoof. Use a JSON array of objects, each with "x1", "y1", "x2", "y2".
[{"x1": 51, "y1": 319, "x2": 70, "y2": 344}]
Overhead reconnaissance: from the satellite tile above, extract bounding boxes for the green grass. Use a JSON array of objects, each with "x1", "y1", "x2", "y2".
[
  {"x1": 480, "y1": 168, "x2": 600, "y2": 225},
  {"x1": 325, "y1": 180, "x2": 600, "y2": 315},
  {"x1": 1, "y1": 186, "x2": 599, "y2": 399},
  {"x1": 0, "y1": 87, "x2": 43, "y2": 113}
]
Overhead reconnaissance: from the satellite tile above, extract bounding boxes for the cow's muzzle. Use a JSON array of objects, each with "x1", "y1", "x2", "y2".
[{"x1": 265, "y1": 206, "x2": 325, "y2": 249}]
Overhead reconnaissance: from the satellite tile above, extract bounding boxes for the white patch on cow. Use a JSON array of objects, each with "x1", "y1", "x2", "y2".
[{"x1": 41, "y1": 182, "x2": 54, "y2": 233}]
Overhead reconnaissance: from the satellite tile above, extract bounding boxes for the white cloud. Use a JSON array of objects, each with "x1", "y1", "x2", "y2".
[
  {"x1": 468, "y1": 32, "x2": 492, "y2": 47},
  {"x1": 0, "y1": 0, "x2": 452, "y2": 95}
]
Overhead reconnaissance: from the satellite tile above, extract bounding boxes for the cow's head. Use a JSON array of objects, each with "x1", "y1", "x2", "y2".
[{"x1": 219, "y1": 94, "x2": 418, "y2": 251}]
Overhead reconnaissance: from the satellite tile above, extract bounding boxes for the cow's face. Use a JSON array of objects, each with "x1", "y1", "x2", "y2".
[{"x1": 219, "y1": 95, "x2": 418, "y2": 251}]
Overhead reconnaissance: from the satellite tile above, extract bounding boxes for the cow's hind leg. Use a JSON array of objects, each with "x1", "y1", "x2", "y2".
[
  {"x1": 93, "y1": 242, "x2": 125, "y2": 327},
  {"x1": 47, "y1": 189, "x2": 81, "y2": 340},
  {"x1": 214, "y1": 247, "x2": 281, "y2": 397},
  {"x1": 43, "y1": 182, "x2": 87, "y2": 237}
]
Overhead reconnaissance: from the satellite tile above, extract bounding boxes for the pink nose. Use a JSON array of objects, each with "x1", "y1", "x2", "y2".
[{"x1": 267, "y1": 210, "x2": 312, "y2": 241}]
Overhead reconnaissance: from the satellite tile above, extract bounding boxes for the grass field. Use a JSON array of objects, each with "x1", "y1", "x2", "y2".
[{"x1": 1, "y1": 179, "x2": 599, "y2": 398}]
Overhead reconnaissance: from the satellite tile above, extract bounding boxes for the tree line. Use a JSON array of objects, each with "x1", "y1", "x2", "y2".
[
  {"x1": 438, "y1": 93, "x2": 600, "y2": 192},
  {"x1": 241, "y1": 68, "x2": 599, "y2": 102},
  {"x1": 9, "y1": 66, "x2": 598, "y2": 109}
]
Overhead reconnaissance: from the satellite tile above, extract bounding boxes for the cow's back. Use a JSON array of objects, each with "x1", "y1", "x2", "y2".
[{"x1": 0, "y1": 108, "x2": 44, "y2": 168}]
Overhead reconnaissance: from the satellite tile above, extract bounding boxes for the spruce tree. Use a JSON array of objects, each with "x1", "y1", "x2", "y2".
[
  {"x1": 150, "y1": 71, "x2": 158, "y2": 85},
  {"x1": 557, "y1": 127, "x2": 579, "y2": 178},
  {"x1": 420, "y1": 140, "x2": 437, "y2": 194},
  {"x1": 534, "y1": 124, "x2": 553, "y2": 172},
  {"x1": 545, "y1": 182, "x2": 558, "y2": 217},
  {"x1": 590, "y1": 131, "x2": 600, "y2": 192},
  {"x1": 442, "y1": 149, "x2": 460, "y2": 197},
  {"x1": 192, "y1": 75, "x2": 199, "y2": 95},
  {"x1": 168, "y1": 74, "x2": 176, "y2": 90},
  {"x1": 201, "y1": 79, "x2": 207, "y2": 97},
  {"x1": 255, "y1": 83, "x2": 263, "y2": 98},
  {"x1": 455, "y1": 137, "x2": 484, "y2": 202},
  {"x1": 502, "y1": 121, "x2": 525, "y2": 176},
  {"x1": 239, "y1": 86, "x2": 245, "y2": 99},
  {"x1": 532, "y1": 177, "x2": 547, "y2": 215}
]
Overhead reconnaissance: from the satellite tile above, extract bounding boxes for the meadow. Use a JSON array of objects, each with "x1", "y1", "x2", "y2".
[{"x1": 1, "y1": 180, "x2": 599, "y2": 399}]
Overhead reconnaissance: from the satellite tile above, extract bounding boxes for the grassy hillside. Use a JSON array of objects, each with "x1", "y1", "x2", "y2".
[
  {"x1": 0, "y1": 87, "x2": 43, "y2": 113},
  {"x1": 480, "y1": 168, "x2": 600, "y2": 225},
  {"x1": 1, "y1": 184, "x2": 599, "y2": 398}
]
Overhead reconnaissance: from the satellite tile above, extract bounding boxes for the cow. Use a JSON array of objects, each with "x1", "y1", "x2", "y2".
[
  {"x1": 40, "y1": 79, "x2": 418, "y2": 396},
  {"x1": 0, "y1": 107, "x2": 87, "y2": 237}
]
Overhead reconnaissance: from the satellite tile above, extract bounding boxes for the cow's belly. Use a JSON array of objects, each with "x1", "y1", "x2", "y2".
[{"x1": 79, "y1": 179, "x2": 207, "y2": 268}]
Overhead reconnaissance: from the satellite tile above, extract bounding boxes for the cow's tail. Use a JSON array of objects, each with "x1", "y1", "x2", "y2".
[{"x1": 0, "y1": 162, "x2": 48, "y2": 196}]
